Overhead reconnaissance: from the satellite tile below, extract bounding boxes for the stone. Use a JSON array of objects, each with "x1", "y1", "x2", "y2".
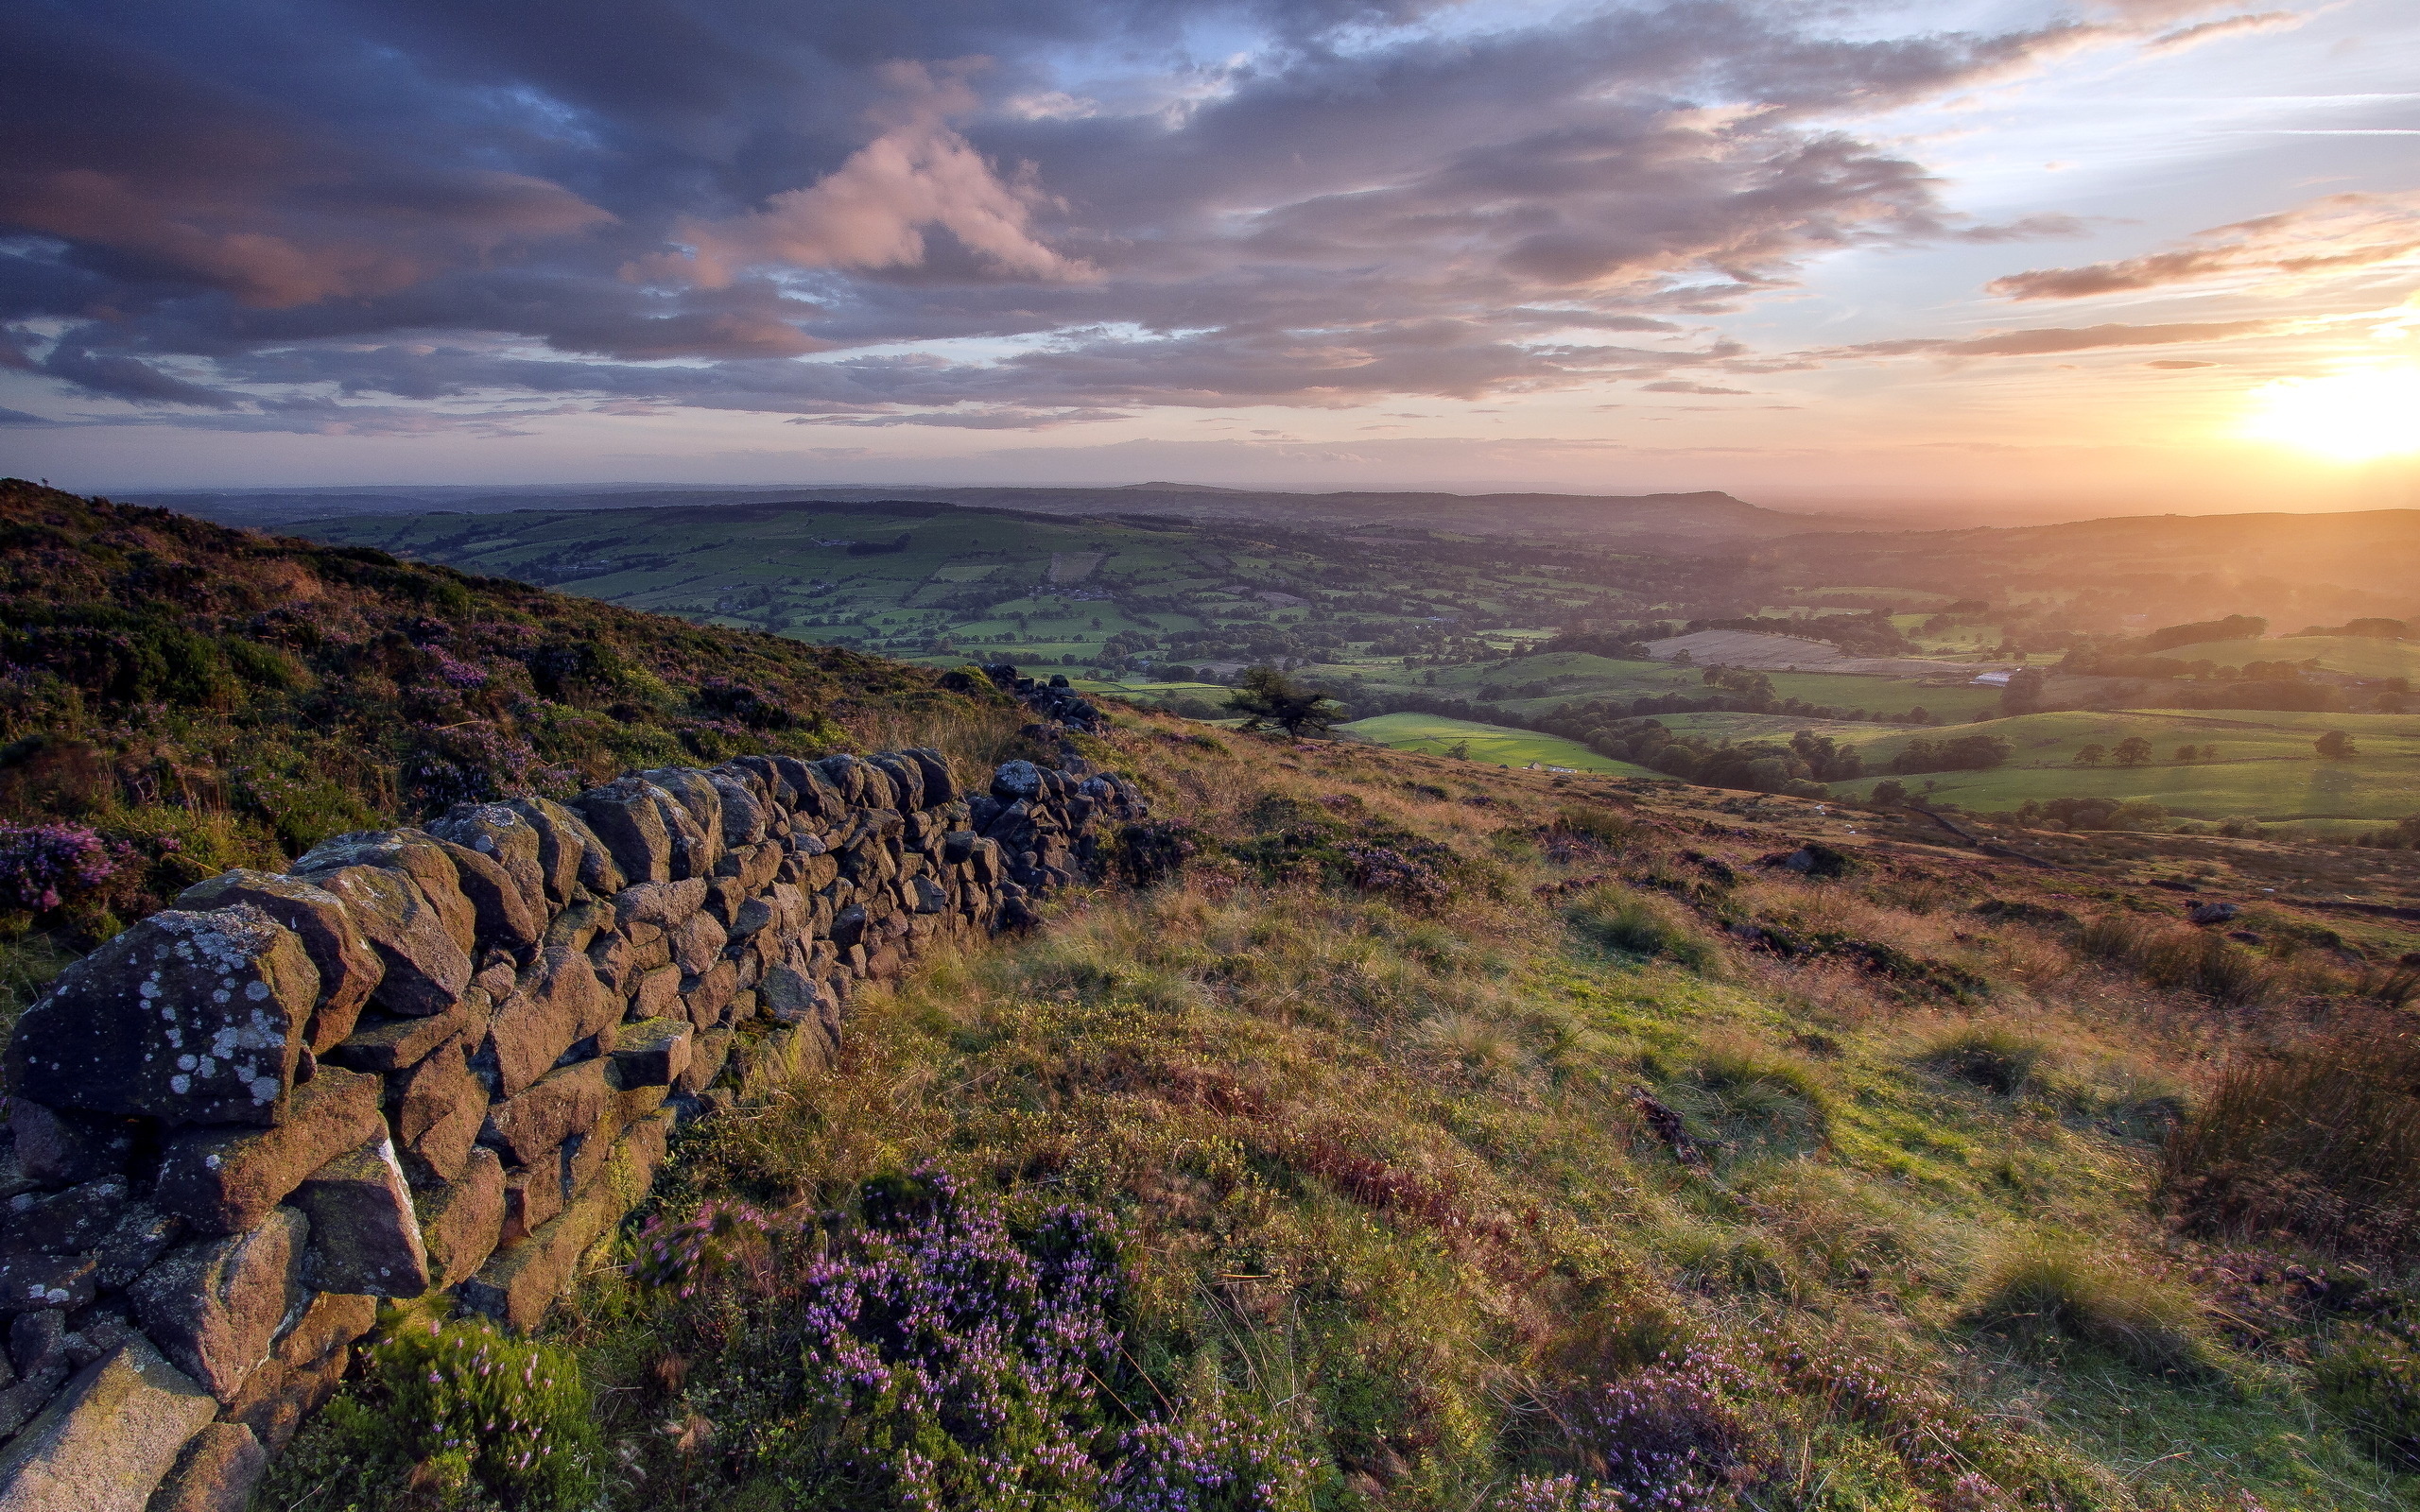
[
  {"x1": 707, "y1": 772, "x2": 768, "y2": 847},
  {"x1": 292, "y1": 1135, "x2": 429, "y2": 1297},
  {"x1": 2189, "y1": 901, "x2": 2241, "y2": 925},
  {"x1": 9, "y1": 1311, "x2": 63, "y2": 1380},
  {"x1": 0, "y1": 1253, "x2": 95, "y2": 1314},
  {"x1": 574, "y1": 779, "x2": 675, "y2": 885},
  {"x1": 427, "y1": 802, "x2": 548, "y2": 919},
  {"x1": 293, "y1": 832, "x2": 477, "y2": 954},
  {"x1": 432, "y1": 838, "x2": 541, "y2": 952},
  {"x1": 9, "y1": 1103, "x2": 139, "y2": 1186},
  {"x1": 757, "y1": 963, "x2": 833, "y2": 1030},
  {"x1": 910, "y1": 876, "x2": 949, "y2": 914},
  {"x1": 993, "y1": 759, "x2": 1046, "y2": 802},
  {"x1": 298, "y1": 864, "x2": 472, "y2": 1017},
  {"x1": 62, "y1": 1304, "x2": 138, "y2": 1369},
  {"x1": 0, "y1": 1363, "x2": 65, "y2": 1440},
  {"x1": 676, "y1": 1027, "x2": 734, "y2": 1096},
  {"x1": 681, "y1": 960, "x2": 739, "y2": 1028},
  {"x1": 323, "y1": 994, "x2": 475, "y2": 1074},
  {"x1": 638, "y1": 769, "x2": 725, "y2": 874},
  {"x1": 631, "y1": 963, "x2": 682, "y2": 1020},
  {"x1": 146, "y1": 1420, "x2": 266, "y2": 1512},
  {"x1": 871, "y1": 753, "x2": 925, "y2": 811},
  {"x1": 223, "y1": 1339, "x2": 346, "y2": 1454},
  {"x1": 417, "y1": 1145, "x2": 505, "y2": 1289},
  {"x1": 484, "y1": 947, "x2": 614, "y2": 1098},
  {"x1": 669, "y1": 910, "x2": 727, "y2": 973},
  {"x1": 614, "y1": 877, "x2": 707, "y2": 927},
  {"x1": 5, "y1": 905, "x2": 316, "y2": 1127},
  {"x1": 586, "y1": 930, "x2": 637, "y2": 996},
  {"x1": 461, "y1": 1111, "x2": 673, "y2": 1332},
  {"x1": 504, "y1": 796, "x2": 621, "y2": 903},
  {"x1": 775, "y1": 756, "x2": 842, "y2": 818},
  {"x1": 175, "y1": 870, "x2": 385, "y2": 1050},
  {"x1": 542, "y1": 897, "x2": 611, "y2": 952},
  {"x1": 609, "y1": 1017, "x2": 691, "y2": 1088},
  {"x1": 482, "y1": 1057, "x2": 613, "y2": 1167},
  {"x1": 129, "y1": 1208, "x2": 307, "y2": 1402},
  {"x1": 391, "y1": 1034, "x2": 485, "y2": 1183},
  {"x1": 94, "y1": 1204, "x2": 183, "y2": 1290},
  {"x1": 0, "y1": 1338, "x2": 216, "y2": 1512},
  {"x1": 499, "y1": 1162, "x2": 565, "y2": 1247},
  {"x1": 154, "y1": 1069, "x2": 381, "y2": 1236}
]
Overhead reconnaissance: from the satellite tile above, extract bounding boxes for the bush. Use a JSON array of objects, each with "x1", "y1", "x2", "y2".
[
  {"x1": 2313, "y1": 1330, "x2": 2420, "y2": 1469},
  {"x1": 0, "y1": 822, "x2": 117, "y2": 914},
  {"x1": 2162, "y1": 1022, "x2": 2420, "y2": 1253},
  {"x1": 1542, "y1": 1351, "x2": 1768, "y2": 1510},
  {"x1": 1922, "y1": 1024, "x2": 2044, "y2": 1095},
  {"x1": 1962, "y1": 1244, "x2": 2215, "y2": 1375},
  {"x1": 268, "y1": 1316, "x2": 599, "y2": 1511}
]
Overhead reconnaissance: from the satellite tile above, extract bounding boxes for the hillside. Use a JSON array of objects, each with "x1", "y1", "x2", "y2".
[
  {"x1": 5, "y1": 480, "x2": 2420, "y2": 1512},
  {"x1": 0, "y1": 478, "x2": 1014, "y2": 951}
]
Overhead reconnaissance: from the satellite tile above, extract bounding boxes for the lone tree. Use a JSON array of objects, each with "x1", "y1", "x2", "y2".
[
  {"x1": 2114, "y1": 735, "x2": 2154, "y2": 767},
  {"x1": 1228, "y1": 664, "x2": 1341, "y2": 737},
  {"x1": 2316, "y1": 730, "x2": 2359, "y2": 760},
  {"x1": 2073, "y1": 744, "x2": 2106, "y2": 767}
]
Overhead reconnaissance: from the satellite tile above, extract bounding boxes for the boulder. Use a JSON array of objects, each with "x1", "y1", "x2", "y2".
[
  {"x1": 297, "y1": 864, "x2": 472, "y2": 1017},
  {"x1": 631, "y1": 964, "x2": 682, "y2": 1021},
  {"x1": 9, "y1": 1104, "x2": 139, "y2": 1186},
  {"x1": 481, "y1": 1058, "x2": 613, "y2": 1167},
  {"x1": 431, "y1": 839, "x2": 540, "y2": 952},
  {"x1": 129, "y1": 1208, "x2": 307, "y2": 1401},
  {"x1": 427, "y1": 803, "x2": 548, "y2": 919},
  {"x1": 707, "y1": 772, "x2": 768, "y2": 847},
  {"x1": 322, "y1": 994, "x2": 475, "y2": 1074},
  {"x1": 0, "y1": 1252, "x2": 95, "y2": 1314},
  {"x1": 669, "y1": 911, "x2": 727, "y2": 974},
  {"x1": 904, "y1": 747, "x2": 957, "y2": 806},
  {"x1": 504, "y1": 796, "x2": 622, "y2": 903},
  {"x1": 775, "y1": 756, "x2": 842, "y2": 818},
  {"x1": 681, "y1": 961, "x2": 739, "y2": 1028},
  {"x1": 292, "y1": 832, "x2": 476, "y2": 954},
  {"x1": 418, "y1": 1145, "x2": 506, "y2": 1289},
  {"x1": 637, "y1": 769, "x2": 724, "y2": 865},
  {"x1": 6, "y1": 906, "x2": 316, "y2": 1127},
  {"x1": 609, "y1": 1018, "x2": 692, "y2": 1089},
  {"x1": 0, "y1": 1337, "x2": 216, "y2": 1512},
  {"x1": 817, "y1": 753, "x2": 874, "y2": 807},
  {"x1": 2189, "y1": 901, "x2": 2241, "y2": 925},
  {"x1": 1, "y1": 1178, "x2": 134, "y2": 1262},
  {"x1": 390, "y1": 1035, "x2": 485, "y2": 1183},
  {"x1": 94, "y1": 1203, "x2": 182, "y2": 1290},
  {"x1": 154, "y1": 1069, "x2": 382, "y2": 1235},
  {"x1": 146, "y1": 1420, "x2": 267, "y2": 1512},
  {"x1": 291, "y1": 1136, "x2": 429, "y2": 1297},
  {"x1": 483, "y1": 947, "x2": 614, "y2": 1098},
  {"x1": 499, "y1": 1164, "x2": 564, "y2": 1248},
  {"x1": 175, "y1": 871, "x2": 384, "y2": 1050},
  {"x1": 992, "y1": 759, "x2": 1046, "y2": 802},
  {"x1": 676, "y1": 1028, "x2": 735, "y2": 1096},
  {"x1": 871, "y1": 753, "x2": 925, "y2": 811},
  {"x1": 574, "y1": 779, "x2": 675, "y2": 885},
  {"x1": 614, "y1": 878, "x2": 707, "y2": 928}
]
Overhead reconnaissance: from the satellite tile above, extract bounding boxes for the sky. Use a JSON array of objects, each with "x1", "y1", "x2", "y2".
[{"x1": 2, "y1": 0, "x2": 2416, "y2": 516}]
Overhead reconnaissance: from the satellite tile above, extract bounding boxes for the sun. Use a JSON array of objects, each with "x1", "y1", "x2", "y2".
[{"x1": 2239, "y1": 366, "x2": 2420, "y2": 463}]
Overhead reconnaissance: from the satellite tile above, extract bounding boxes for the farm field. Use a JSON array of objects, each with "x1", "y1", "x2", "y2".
[
  {"x1": 1380, "y1": 651, "x2": 2005, "y2": 723},
  {"x1": 1337, "y1": 713, "x2": 1668, "y2": 775},
  {"x1": 1826, "y1": 707, "x2": 2420, "y2": 821},
  {"x1": 2160, "y1": 634, "x2": 2420, "y2": 679}
]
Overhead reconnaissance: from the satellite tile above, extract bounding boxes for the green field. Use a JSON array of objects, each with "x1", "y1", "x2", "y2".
[
  {"x1": 1401, "y1": 651, "x2": 2006, "y2": 723},
  {"x1": 1338, "y1": 713, "x2": 1667, "y2": 776},
  {"x1": 1826, "y1": 707, "x2": 2420, "y2": 820},
  {"x1": 2163, "y1": 634, "x2": 2420, "y2": 679}
]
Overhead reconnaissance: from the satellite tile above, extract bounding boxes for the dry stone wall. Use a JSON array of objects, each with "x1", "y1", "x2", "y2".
[{"x1": 0, "y1": 742, "x2": 1144, "y2": 1511}]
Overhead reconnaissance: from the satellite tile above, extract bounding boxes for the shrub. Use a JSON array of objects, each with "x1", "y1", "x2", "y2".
[
  {"x1": 1961, "y1": 1243, "x2": 2215, "y2": 1376},
  {"x1": 2162, "y1": 1022, "x2": 2420, "y2": 1253},
  {"x1": 1922, "y1": 1025, "x2": 2044, "y2": 1095},
  {"x1": 269, "y1": 1316, "x2": 599, "y2": 1511},
  {"x1": 1546, "y1": 1351, "x2": 1767, "y2": 1509},
  {"x1": 2313, "y1": 1330, "x2": 2420, "y2": 1469},
  {"x1": 0, "y1": 822, "x2": 116, "y2": 913}
]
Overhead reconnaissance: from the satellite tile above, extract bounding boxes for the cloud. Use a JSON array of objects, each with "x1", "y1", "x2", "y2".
[
  {"x1": 1641, "y1": 380, "x2": 1751, "y2": 394},
  {"x1": 2147, "y1": 359, "x2": 2215, "y2": 368},
  {"x1": 2143, "y1": 10, "x2": 2306, "y2": 54},
  {"x1": 644, "y1": 61, "x2": 1088, "y2": 287},
  {"x1": 0, "y1": 0, "x2": 2185, "y2": 426},
  {"x1": 0, "y1": 405, "x2": 52, "y2": 424},
  {"x1": 1987, "y1": 193, "x2": 2420, "y2": 300},
  {"x1": 1828, "y1": 319, "x2": 2274, "y2": 360}
]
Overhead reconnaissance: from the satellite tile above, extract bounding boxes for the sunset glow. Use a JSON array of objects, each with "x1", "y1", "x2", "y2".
[{"x1": 2240, "y1": 367, "x2": 2420, "y2": 463}]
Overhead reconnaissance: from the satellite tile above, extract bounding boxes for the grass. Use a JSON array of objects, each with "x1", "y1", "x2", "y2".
[
  {"x1": 2160, "y1": 636, "x2": 2420, "y2": 681},
  {"x1": 247, "y1": 713, "x2": 2420, "y2": 1510},
  {"x1": 1337, "y1": 712, "x2": 1666, "y2": 775}
]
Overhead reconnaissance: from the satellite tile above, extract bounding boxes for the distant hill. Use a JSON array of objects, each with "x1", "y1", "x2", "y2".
[{"x1": 133, "y1": 481, "x2": 1815, "y2": 549}]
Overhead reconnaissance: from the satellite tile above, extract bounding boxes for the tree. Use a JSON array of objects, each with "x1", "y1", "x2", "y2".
[
  {"x1": 2172, "y1": 745, "x2": 2196, "y2": 765},
  {"x1": 2315, "y1": 730, "x2": 2359, "y2": 760},
  {"x1": 1227, "y1": 664, "x2": 1341, "y2": 737},
  {"x1": 2073, "y1": 744, "x2": 2106, "y2": 767},
  {"x1": 2113, "y1": 736, "x2": 2153, "y2": 767}
]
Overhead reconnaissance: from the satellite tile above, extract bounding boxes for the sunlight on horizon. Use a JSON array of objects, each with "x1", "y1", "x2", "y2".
[{"x1": 2238, "y1": 365, "x2": 2420, "y2": 463}]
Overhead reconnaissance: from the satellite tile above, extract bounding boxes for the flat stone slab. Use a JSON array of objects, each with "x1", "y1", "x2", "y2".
[{"x1": 0, "y1": 1337, "x2": 216, "y2": 1512}]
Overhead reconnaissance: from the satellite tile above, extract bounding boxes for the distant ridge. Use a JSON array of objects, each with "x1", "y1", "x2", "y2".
[{"x1": 135, "y1": 480, "x2": 1814, "y2": 547}]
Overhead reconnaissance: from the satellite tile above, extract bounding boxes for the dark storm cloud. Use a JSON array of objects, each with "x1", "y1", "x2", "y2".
[{"x1": 2, "y1": 0, "x2": 2131, "y2": 427}]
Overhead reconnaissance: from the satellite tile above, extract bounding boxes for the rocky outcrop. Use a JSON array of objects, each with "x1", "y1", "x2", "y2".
[{"x1": 0, "y1": 744, "x2": 1146, "y2": 1507}]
